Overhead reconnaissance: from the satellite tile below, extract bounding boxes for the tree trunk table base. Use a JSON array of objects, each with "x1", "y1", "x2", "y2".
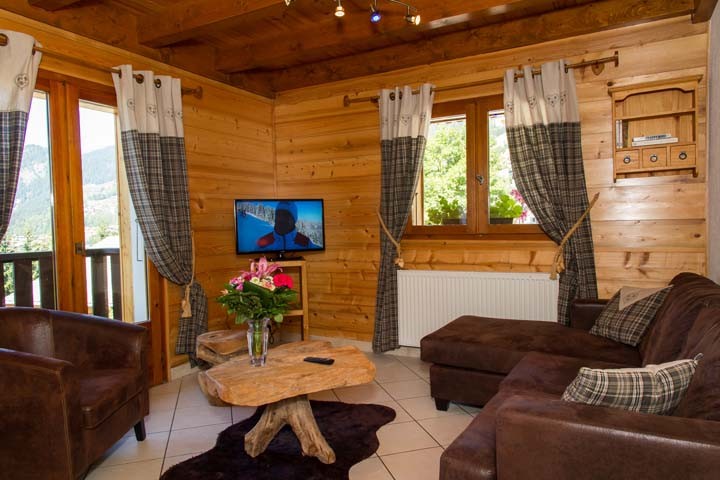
[{"x1": 244, "y1": 394, "x2": 336, "y2": 464}]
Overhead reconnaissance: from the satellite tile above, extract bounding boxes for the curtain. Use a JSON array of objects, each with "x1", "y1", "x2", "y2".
[
  {"x1": 112, "y1": 65, "x2": 207, "y2": 364},
  {"x1": 373, "y1": 84, "x2": 434, "y2": 352},
  {"x1": 504, "y1": 60, "x2": 598, "y2": 325},
  {"x1": 0, "y1": 31, "x2": 41, "y2": 242}
]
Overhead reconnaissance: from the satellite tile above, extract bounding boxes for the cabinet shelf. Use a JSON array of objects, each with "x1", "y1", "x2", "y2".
[
  {"x1": 615, "y1": 108, "x2": 695, "y2": 121},
  {"x1": 616, "y1": 142, "x2": 693, "y2": 152}
]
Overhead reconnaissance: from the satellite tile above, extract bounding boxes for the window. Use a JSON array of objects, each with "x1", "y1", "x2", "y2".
[{"x1": 409, "y1": 94, "x2": 541, "y2": 236}]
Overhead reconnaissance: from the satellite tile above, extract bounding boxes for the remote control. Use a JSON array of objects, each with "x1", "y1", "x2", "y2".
[{"x1": 304, "y1": 356, "x2": 335, "y2": 365}]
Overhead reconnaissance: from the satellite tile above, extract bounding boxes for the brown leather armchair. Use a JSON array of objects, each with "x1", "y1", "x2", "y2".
[{"x1": 0, "y1": 307, "x2": 149, "y2": 480}]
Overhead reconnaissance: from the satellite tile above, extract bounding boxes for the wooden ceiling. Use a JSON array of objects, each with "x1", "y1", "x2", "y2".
[{"x1": 4, "y1": 0, "x2": 717, "y2": 97}]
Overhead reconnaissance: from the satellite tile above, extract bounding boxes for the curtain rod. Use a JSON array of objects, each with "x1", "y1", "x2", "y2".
[
  {"x1": 0, "y1": 33, "x2": 203, "y2": 99},
  {"x1": 343, "y1": 51, "x2": 619, "y2": 107}
]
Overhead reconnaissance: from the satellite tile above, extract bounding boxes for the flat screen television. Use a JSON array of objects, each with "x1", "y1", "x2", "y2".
[{"x1": 234, "y1": 199, "x2": 325, "y2": 257}]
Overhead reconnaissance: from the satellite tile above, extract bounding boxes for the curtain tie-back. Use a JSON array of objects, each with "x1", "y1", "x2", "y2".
[
  {"x1": 376, "y1": 208, "x2": 405, "y2": 268},
  {"x1": 550, "y1": 192, "x2": 600, "y2": 280},
  {"x1": 181, "y1": 231, "x2": 196, "y2": 318}
]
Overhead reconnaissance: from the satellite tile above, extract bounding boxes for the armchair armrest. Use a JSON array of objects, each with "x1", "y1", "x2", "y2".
[
  {"x1": 0, "y1": 349, "x2": 84, "y2": 477},
  {"x1": 50, "y1": 311, "x2": 148, "y2": 371},
  {"x1": 495, "y1": 395, "x2": 720, "y2": 480},
  {"x1": 569, "y1": 299, "x2": 608, "y2": 330}
]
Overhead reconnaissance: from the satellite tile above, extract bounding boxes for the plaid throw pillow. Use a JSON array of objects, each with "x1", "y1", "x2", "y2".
[
  {"x1": 589, "y1": 286, "x2": 672, "y2": 346},
  {"x1": 561, "y1": 355, "x2": 701, "y2": 414}
]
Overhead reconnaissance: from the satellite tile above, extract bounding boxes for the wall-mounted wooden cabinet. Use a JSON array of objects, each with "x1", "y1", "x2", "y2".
[{"x1": 609, "y1": 75, "x2": 702, "y2": 181}]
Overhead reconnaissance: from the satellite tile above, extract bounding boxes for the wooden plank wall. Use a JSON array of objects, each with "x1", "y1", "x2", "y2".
[
  {"x1": 275, "y1": 16, "x2": 708, "y2": 343},
  {"x1": 0, "y1": 10, "x2": 275, "y2": 368}
]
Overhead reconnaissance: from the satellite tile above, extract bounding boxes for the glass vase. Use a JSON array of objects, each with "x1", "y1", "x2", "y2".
[{"x1": 247, "y1": 318, "x2": 270, "y2": 367}]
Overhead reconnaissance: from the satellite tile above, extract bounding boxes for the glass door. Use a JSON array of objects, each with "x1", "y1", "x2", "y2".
[
  {"x1": 0, "y1": 91, "x2": 56, "y2": 309},
  {"x1": 78, "y1": 100, "x2": 148, "y2": 322},
  {"x1": 1, "y1": 78, "x2": 149, "y2": 324}
]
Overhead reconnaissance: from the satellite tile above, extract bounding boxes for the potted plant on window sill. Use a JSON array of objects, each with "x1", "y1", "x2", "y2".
[
  {"x1": 428, "y1": 197, "x2": 465, "y2": 225},
  {"x1": 489, "y1": 191, "x2": 523, "y2": 224}
]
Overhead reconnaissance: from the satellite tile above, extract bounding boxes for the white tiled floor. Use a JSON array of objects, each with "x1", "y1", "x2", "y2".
[{"x1": 85, "y1": 353, "x2": 478, "y2": 480}]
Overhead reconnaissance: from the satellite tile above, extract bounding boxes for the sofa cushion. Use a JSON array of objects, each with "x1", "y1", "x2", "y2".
[
  {"x1": 440, "y1": 389, "x2": 558, "y2": 480},
  {"x1": 78, "y1": 368, "x2": 144, "y2": 428},
  {"x1": 500, "y1": 352, "x2": 632, "y2": 396},
  {"x1": 673, "y1": 307, "x2": 720, "y2": 420},
  {"x1": 590, "y1": 286, "x2": 672, "y2": 346},
  {"x1": 640, "y1": 273, "x2": 720, "y2": 364},
  {"x1": 561, "y1": 357, "x2": 699, "y2": 415},
  {"x1": 0, "y1": 308, "x2": 54, "y2": 357},
  {"x1": 421, "y1": 316, "x2": 641, "y2": 375}
]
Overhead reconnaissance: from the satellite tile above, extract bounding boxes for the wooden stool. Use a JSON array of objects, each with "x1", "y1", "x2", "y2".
[
  {"x1": 196, "y1": 329, "x2": 248, "y2": 405},
  {"x1": 197, "y1": 329, "x2": 248, "y2": 366}
]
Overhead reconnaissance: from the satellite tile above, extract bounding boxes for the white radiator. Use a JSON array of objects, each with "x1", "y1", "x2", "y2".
[{"x1": 398, "y1": 270, "x2": 559, "y2": 347}]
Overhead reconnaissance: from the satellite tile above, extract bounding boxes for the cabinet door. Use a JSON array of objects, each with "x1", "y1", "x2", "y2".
[{"x1": 641, "y1": 147, "x2": 667, "y2": 168}]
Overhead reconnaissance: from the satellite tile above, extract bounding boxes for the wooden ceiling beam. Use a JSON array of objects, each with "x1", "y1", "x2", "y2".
[
  {"x1": 27, "y1": 0, "x2": 85, "y2": 11},
  {"x1": 0, "y1": 1, "x2": 243, "y2": 95},
  {"x1": 137, "y1": 0, "x2": 284, "y2": 48},
  {"x1": 241, "y1": 0, "x2": 694, "y2": 92},
  {"x1": 692, "y1": 0, "x2": 718, "y2": 22},
  {"x1": 215, "y1": 0, "x2": 555, "y2": 73}
]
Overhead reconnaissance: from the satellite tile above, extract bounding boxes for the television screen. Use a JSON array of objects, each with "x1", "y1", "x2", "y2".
[{"x1": 235, "y1": 199, "x2": 325, "y2": 256}]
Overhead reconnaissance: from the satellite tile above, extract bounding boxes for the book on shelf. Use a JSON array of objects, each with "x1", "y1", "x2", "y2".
[
  {"x1": 615, "y1": 120, "x2": 628, "y2": 149},
  {"x1": 631, "y1": 137, "x2": 679, "y2": 147},
  {"x1": 632, "y1": 133, "x2": 673, "y2": 142}
]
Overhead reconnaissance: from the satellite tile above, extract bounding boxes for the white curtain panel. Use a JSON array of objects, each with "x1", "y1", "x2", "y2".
[
  {"x1": 380, "y1": 83, "x2": 434, "y2": 140},
  {"x1": 373, "y1": 83, "x2": 434, "y2": 352},
  {"x1": 112, "y1": 65, "x2": 207, "y2": 363},
  {"x1": 0, "y1": 30, "x2": 41, "y2": 243},
  {"x1": 504, "y1": 60, "x2": 579, "y2": 128},
  {"x1": 0, "y1": 30, "x2": 41, "y2": 114},
  {"x1": 502, "y1": 59, "x2": 597, "y2": 325},
  {"x1": 112, "y1": 64, "x2": 184, "y2": 137}
]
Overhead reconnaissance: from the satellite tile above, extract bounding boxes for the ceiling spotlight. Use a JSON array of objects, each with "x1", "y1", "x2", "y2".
[
  {"x1": 334, "y1": 0, "x2": 345, "y2": 17},
  {"x1": 283, "y1": 0, "x2": 294, "y2": 5},
  {"x1": 405, "y1": 12, "x2": 420, "y2": 25},
  {"x1": 370, "y1": 3, "x2": 381, "y2": 23}
]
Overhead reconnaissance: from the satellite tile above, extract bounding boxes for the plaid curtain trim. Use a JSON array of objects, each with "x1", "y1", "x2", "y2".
[
  {"x1": 373, "y1": 136, "x2": 426, "y2": 352},
  {"x1": 120, "y1": 129, "x2": 207, "y2": 361},
  {"x1": 506, "y1": 121, "x2": 598, "y2": 325},
  {"x1": 562, "y1": 357, "x2": 699, "y2": 414},
  {"x1": 590, "y1": 286, "x2": 673, "y2": 346},
  {"x1": 0, "y1": 111, "x2": 29, "y2": 242}
]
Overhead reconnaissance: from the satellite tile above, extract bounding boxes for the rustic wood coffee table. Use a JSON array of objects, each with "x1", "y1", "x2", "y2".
[{"x1": 198, "y1": 340, "x2": 376, "y2": 464}]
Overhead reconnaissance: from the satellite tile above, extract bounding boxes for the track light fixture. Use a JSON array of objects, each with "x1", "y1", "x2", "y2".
[
  {"x1": 283, "y1": 0, "x2": 419, "y2": 25},
  {"x1": 404, "y1": 6, "x2": 420, "y2": 25},
  {"x1": 334, "y1": 0, "x2": 345, "y2": 17},
  {"x1": 370, "y1": 0, "x2": 382, "y2": 23}
]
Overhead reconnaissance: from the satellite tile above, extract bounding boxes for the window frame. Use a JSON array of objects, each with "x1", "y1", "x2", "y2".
[{"x1": 406, "y1": 94, "x2": 546, "y2": 239}]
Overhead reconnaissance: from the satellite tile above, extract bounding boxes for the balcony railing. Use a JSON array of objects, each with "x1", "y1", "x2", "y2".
[{"x1": 0, "y1": 248, "x2": 122, "y2": 320}]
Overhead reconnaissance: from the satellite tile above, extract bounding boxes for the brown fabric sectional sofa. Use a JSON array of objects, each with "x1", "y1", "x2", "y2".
[{"x1": 420, "y1": 272, "x2": 720, "y2": 479}]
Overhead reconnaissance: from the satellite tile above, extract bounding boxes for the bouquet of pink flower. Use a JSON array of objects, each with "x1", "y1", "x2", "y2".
[{"x1": 217, "y1": 257, "x2": 297, "y2": 324}]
